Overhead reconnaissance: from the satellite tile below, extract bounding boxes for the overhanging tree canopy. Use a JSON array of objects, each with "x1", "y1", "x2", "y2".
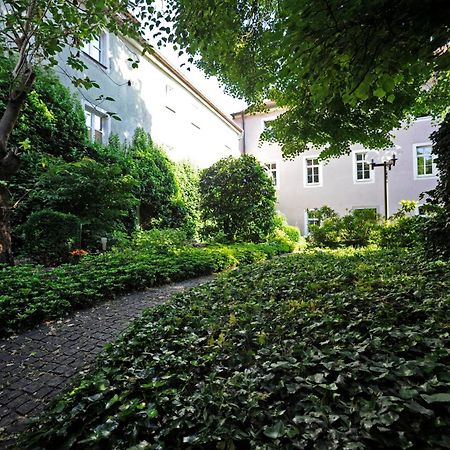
[{"x1": 161, "y1": 0, "x2": 450, "y2": 158}]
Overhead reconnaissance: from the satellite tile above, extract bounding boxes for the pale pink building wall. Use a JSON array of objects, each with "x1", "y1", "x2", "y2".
[{"x1": 234, "y1": 111, "x2": 438, "y2": 235}]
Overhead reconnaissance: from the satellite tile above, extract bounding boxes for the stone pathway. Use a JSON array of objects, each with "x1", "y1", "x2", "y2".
[{"x1": 0, "y1": 275, "x2": 213, "y2": 449}]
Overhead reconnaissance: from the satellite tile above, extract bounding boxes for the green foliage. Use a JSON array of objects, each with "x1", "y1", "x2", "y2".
[
  {"x1": 160, "y1": 0, "x2": 450, "y2": 158},
  {"x1": 126, "y1": 228, "x2": 189, "y2": 254},
  {"x1": 379, "y1": 216, "x2": 424, "y2": 250},
  {"x1": 308, "y1": 207, "x2": 381, "y2": 248},
  {"x1": 269, "y1": 213, "x2": 303, "y2": 252},
  {"x1": 309, "y1": 204, "x2": 427, "y2": 250},
  {"x1": 200, "y1": 155, "x2": 277, "y2": 242},
  {"x1": 0, "y1": 1, "x2": 153, "y2": 90},
  {"x1": 0, "y1": 240, "x2": 289, "y2": 336},
  {"x1": 173, "y1": 161, "x2": 201, "y2": 238},
  {"x1": 99, "y1": 130, "x2": 188, "y2": 231},
  {"x1": 20, "y1": 248, "x2": 450, "y2": 449},
  {"x1": 31, "y1": 158, "x2": 137, "y2": 249},
  {"x1": 1, "y1": 60, "x2": 92, "y2": 242},
  {"x1": 22, "y1": 209, "x2": 81, "y2": 266},
  {"x1": 425, "y1": 113, "x2": 450, "y2": 257},
  {"x1": 0, "y1": 59, "x2": 90, "y2": 160}
]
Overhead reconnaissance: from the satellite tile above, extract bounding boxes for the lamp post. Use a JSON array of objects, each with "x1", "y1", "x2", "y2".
[{"x1": 365, "y1": 147, "x2": 401, "y2": 220}]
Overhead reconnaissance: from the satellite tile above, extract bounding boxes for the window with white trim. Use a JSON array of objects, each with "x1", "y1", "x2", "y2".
[
  {"x1": 265, "y1": 162, "x2": 278, "y2": 188},
  {"x1": 415, "y1": 145, "x2": 435, "y2": 177},
  {"x1": 354, "y1": 152, "x2": 372, "y2": 182},
  {"x1": 85, "y1": 108, "x2": 106, "y2": 143},
  {"x1": 305, "y1": 210, "x2": 320, "y2": 235},
  {"x1": 82, "y1": 34, "x2": 106, "y2": 65},
  {"x1": 305, "y1": 157, "x2": 321, "y2": 186}
]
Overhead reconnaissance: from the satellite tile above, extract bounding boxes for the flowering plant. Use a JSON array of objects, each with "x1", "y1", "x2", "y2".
[{"x1": 70, "y1": 249, "x2": 88, "y2": 256}]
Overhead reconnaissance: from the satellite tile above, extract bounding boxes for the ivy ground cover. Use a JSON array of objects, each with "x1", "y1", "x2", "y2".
[
  {"x1": 21, "y1": 249, "x2": 450, "y2": 449},
  {"x1": 0, "y1": 242, "x2": 286, "y2": 337}
]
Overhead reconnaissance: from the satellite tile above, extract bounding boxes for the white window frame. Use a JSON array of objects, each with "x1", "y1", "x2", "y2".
[
  {"x1": 85, "y1": 105, "x2": 109, "y2": 144},
  {"x1": 303, "y1": 156, "x2": 323, "y2": 187},
  {"x1": 304, "y1": 210, "x2": 320, "y2": 236},
  {"x1": 264, "y1": 162, "x2": 280, "y2": 189},
  {"x1": 82, "y1": 33, "x2": 109, "y2": 67},
  {"x1": 353, "y1": 151, "x2": 374, "y2": 184},
  {"x1": 261, "y1": 118, "x2": 275, "y2": 132},
  {"x1": 165, "y1": 84, "x2": 176, "y2": 113},
  {"x1": 413, "y1": 142, "x2": 436, "y2": 180}
]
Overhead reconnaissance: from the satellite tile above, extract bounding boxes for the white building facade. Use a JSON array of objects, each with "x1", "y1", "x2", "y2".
[
  {"x1": 58, "y1": 33, "x2": 242, "y2": 169},
  {"x1": 234, "y1": 107, "x2": 439, "y2": 235}
]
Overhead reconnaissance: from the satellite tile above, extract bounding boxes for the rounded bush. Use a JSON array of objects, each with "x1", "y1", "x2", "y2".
[
  {"x1": 22, "y1": 209, "x2": 81, "y2": 265},
  {"x1": 200, "y1": 155, "x2": 276, "y2": 242}
]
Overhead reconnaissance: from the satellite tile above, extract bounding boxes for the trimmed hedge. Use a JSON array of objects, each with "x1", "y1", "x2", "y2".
[
  {"x1": 0, "y1": 242, "x2": 287, "y2": 337},
  {"x1": 20, "y1": 248, "x2": 450, "y2": 449}
]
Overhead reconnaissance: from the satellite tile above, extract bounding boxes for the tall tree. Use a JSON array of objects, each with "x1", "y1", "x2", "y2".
[
  {"x1": 0, "y1": 0, "x2": 155, "y2": 264},
  {"x1": 160, "y1": 0, "x2": 450, "y2": 158}
]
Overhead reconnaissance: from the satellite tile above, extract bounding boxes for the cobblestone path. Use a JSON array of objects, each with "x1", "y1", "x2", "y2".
[{"x1": 0, "y1": 276, "x2": 213, "y2": 449}]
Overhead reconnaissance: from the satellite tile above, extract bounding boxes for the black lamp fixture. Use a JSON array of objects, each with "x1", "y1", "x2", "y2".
[{"x1": 365, "y1": 146, "x2": 401, "y2": 220}]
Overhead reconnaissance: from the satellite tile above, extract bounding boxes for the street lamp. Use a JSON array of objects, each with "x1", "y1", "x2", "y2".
[{"x1": 365, "y1": 146, "x2": 401, "y2": 220}]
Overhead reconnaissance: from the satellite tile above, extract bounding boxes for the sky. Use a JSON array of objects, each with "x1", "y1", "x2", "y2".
[{"x1": 158, "y1": 45, "x2": 248, "y2": 116}]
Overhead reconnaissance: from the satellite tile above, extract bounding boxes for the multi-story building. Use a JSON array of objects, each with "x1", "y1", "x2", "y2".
[
  {"x1": 233, "y1": 105, "x2": 439, "y2": 235},
  {"x1": 57, "y1": 33, "x2": 242, "y2": 168}
]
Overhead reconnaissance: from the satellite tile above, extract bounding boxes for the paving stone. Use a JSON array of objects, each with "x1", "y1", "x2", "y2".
[{"x1": 0, "y1": 275, "x2": 213, "y2": 449}]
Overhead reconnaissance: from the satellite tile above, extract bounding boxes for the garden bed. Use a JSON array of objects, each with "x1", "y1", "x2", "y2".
[
  {"x1": 0, "y1": 242, "x2": 287, "y2": 337},
  {"x1": 20, "y1": 248, "x2": 450, "y2": 449}
]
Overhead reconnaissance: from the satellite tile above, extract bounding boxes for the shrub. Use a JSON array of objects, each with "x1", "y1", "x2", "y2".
[
  {"x1": 22, "y1": 209, "x2": 81, "y2": 265},
  {"x1": 127, "y1": 228, "x2": 188, "y2": 253},
  {"x1": 174, "y1": 161, "x2": 201, "y2": 238},
  {"x1": 0, "y1": 241, "x2": 290, "y2": 336},
  {"x1": 308, "y1": 207, "x2": 380, "y2": 247},
  {"x1": 200, "y1": 155, "x2": 277, "y2": 242},
  {"x1": 32, "y1": 157, "x2": 137, "y2": 249},
  {"x1": 1, "y1": 58, "x2": 92, "y2": 251},
  {"x1": 341, "y1": 208, "x2": 381, "y2": 246},
  {"x1": 379, "y1": 215, "x2": 424, "y2": 249},
  {"x1": 424, "y1": 113, "x2": 450, "y2": 257},
  {"x1": 283, "y1": 224, "x2": 301, "y2": 243},
  {"x1": 20, "y1": 248, "x2": 450, "y2": 449},
  {"x1": 99, "y1": 130, "x2": 189, "y2": 231}
]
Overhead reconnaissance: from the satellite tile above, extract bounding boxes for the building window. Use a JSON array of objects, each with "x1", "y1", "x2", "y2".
[
  {"x1": 262, "y1": 119, "x2": 274, "y2": 132},
  {"x1": 265, "y1": 162, "x2": 278, "y2": 188},
  {"x1": 415, "y1": 144, "x2": 435, "y2": 177},
  {"x1": 305, "y1": 210, "x2": 320, "y2": 235},
  {"x1": 354, "y1": 152, "x2": 372, "y2": 182},
  {"x1": 85, "y1": 108, "x2": 106, "y2": 143},
  {"x1": 165, "y1": 84, "x2": 176, "y2": 113},
  {"x1": 82, "y1": 34, "x2": 106, "y2": 65},
  {"x1": 304, "y1": 157, "x2": 321, "y2": 186}
]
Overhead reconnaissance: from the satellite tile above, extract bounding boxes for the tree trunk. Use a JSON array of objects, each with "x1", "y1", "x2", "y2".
[
  {"x1": 0, "y1": 185, "x2": 13, "y2": 265},
  {"x1": 0, "y1": 68, "x2": 36, "y2": 265}
]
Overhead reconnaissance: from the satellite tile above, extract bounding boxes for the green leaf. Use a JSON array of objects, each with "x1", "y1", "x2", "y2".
[{"x1": 264, "y1": 421, "x2": 284, "y2": 439}]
